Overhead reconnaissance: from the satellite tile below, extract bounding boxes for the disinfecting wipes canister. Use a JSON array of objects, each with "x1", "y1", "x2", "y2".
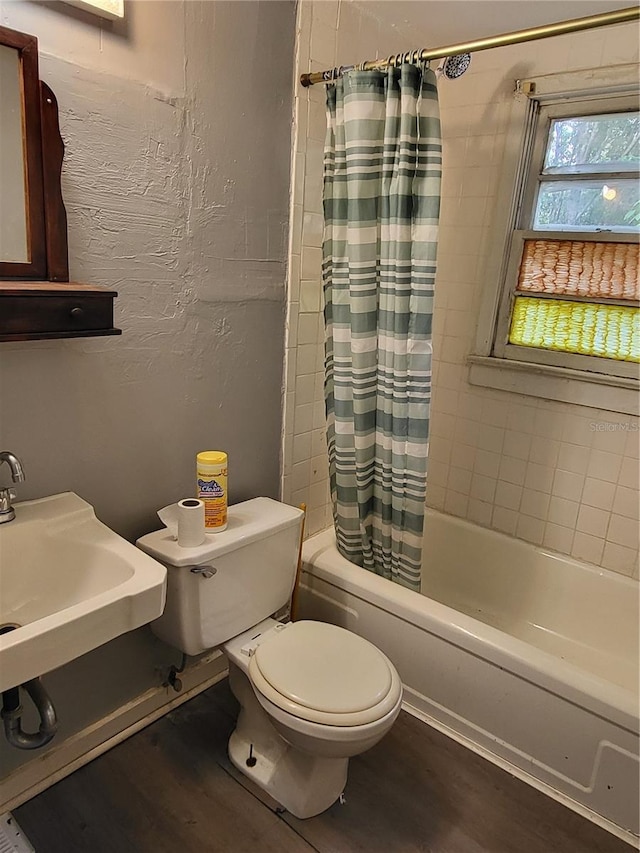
[{"x1": 196, "y1": 451, "x2": 228, "y2": 531}]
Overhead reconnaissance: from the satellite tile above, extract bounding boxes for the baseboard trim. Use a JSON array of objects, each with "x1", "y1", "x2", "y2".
[
  {"x1": 401, "y1": 694, "x2": 639, "y2": 850},
  {"x1": 1, "y1": 653, "x2": 229, "y2": 814}
]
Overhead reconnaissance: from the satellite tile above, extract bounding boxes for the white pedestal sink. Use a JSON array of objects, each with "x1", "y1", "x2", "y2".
[{"x1": 0, "y1": 492, "x2": 167, "y2": 692}]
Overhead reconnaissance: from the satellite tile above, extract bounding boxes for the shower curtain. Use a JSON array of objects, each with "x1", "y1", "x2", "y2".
[{"x1": 323, "y1": 64, "x2": 441, "y2": 592}]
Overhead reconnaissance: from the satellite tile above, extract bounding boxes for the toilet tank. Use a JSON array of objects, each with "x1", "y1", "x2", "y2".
[{"x1": 136, "y1": 498, "x2": 304, "y2": 655}]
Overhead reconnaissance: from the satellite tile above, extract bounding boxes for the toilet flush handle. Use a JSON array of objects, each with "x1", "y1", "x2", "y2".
[{"x1": 189, "y1": 565, "x2": 217, "y2": 579}]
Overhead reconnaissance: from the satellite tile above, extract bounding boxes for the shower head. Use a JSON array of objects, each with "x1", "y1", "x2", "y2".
[{"x1": 438, "y1": 53, "x2": 472, "y2": 79}]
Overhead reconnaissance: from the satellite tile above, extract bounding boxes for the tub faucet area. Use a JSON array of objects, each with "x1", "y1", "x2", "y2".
[{"x1": 0, "y1": 451, "x2": 25, "y2": 524}]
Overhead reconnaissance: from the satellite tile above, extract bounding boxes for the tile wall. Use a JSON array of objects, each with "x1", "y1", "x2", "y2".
[{"x1": 282, "y1": 1, "x2": 639, "y2": 578}]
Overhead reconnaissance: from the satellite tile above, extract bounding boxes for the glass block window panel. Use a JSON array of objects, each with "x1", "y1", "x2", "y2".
[
  {"x1": 517, "y1": 240, "x2": 639, "y2": 301},
  {"x1": 543, "y1": 112, "x2": 640, "y2": 174},
  {"x1": 534, "y1": 179, "x2": 640, "y2": 231},
  {"x1": 509, "y1": 296, "x2": 640, "y2": 362}
]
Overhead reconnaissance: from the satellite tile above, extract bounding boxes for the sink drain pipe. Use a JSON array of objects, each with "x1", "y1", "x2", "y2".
[{"x1": 2, "y1": 678, "x2": 58, "y2": 750}]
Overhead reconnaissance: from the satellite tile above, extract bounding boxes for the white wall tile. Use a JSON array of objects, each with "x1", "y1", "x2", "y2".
[
  {"x1": 298, "y1": 309, "x2": 320, "y2": 348},
  {"x1": 294, "y1": 404, "x2": 313, "y2": 435},
  {"x1": 524, "y1": 462, "x2": 554, "y2": 494},
  {"x1": 607, "y1": 514, "x2": 639, "y2": 550},
  {"x1": 296, "y1": 343, "x2": 318, "y2": 376},
  {"x1": 552, "y1": 469, "x2": 584, "y2": 502},
  {"x1": 448, "y1": 466, "x2": 473, "y2": 495},
  {"x1": 498, "y1": 456, "x2": 527, "y2": 486},
  {"x1": 427, "y1": 460, "x2": 449, "y2": 489},
  {"x1": 586, "y1": 449, "x2": 623, "y2": 484},
  {"x1": 291, "y1": 460, "x2": 311, "y2": 492},
  {"x1": 516, "y1": 514, "x2": 545, "y2": 546},
  {"x1": 543, "y1": 523, "x2": 574, "y2": 555},
  {"x1": 529, "y1": 436, "x2": 559, "y2": 467},
  {"x1": 426, "y1": 483, "x2": 446, "y2": 510},
  {"x1": 494, "y1": 480, "x2": 522, "y2": 511},
  {"x1": 619, "y1": 458, "x2": 640, "y2": 490},
  {"x1": 300, "y1": 245, "x2": 322, "y2": 282},
  {"x1": 444, "y1": 490, "x2": 469, "y2": 518},
  {"x1": 581, "y1": 477, "x2": 616, "y2": 511},
  {"x1": 624, "y1": 429, "x2": 640, "y2": 459},
  {"x1": 310, "y1": 454, "x2": 326, "y2": 484},
  {"x1": 612, "y1": 485, "x2": 639, "y2": 520},
  {"x1": 470, "y1": 474, "x2": 496, "y2": 503},
  {"x1": 492, "y1": 506, "x2": 518, "y2": 536},
  {"x1": 591, "y1": 423, "x2": 628, "y2": 455},
  {"x1": 293, "y1": 431, "x2": 312, "y2": 464},
  {"x1": 467, "y1": 499, "x2": 493, "y2": 527},
  {"x1": 474, "y1": 450, "x2": 501, "y2": 479},
  {"x1": 572, "y1": 532, "x2": 605, "y2": 565},
  {"x1": 295, "y1": 372, "x2": 315, "y2": 405},
  {"x1": 576, "y1": 505, "x2": 609, "y2": 540},
  {"x1": 503, "y1": 430, "x2": 531, "y2": 460},
  {"x1": 548, "y1": 496, "x2": 579, "y2": 529},
  {"x1": 557, "y1": 443, "x2": 590, "y2": 474},
  {"x1": 520, "y1": 489, "x2": 550, "y2": 521},
  {"x1": 602, "y1": 542, "x2": 637, "y2": 576},
  {"x1": 311, "y1": 427, "x2": 326, "y2": 458},
  {"x1": 455, "y1": 444, "x2": 477, "y2": 472}
]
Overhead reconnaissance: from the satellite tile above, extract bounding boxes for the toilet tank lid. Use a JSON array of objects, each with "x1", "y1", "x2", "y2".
[{"x1": 136, "y1": 497, "x2": 303, "y2": 567}]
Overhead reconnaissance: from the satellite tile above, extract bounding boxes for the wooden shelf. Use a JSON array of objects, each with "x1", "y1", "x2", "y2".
[{"x1": 0, "y1": 281, "x2": 121, "y2": 342}]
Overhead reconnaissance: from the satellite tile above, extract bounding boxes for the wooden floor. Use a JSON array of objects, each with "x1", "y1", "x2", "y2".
[{"x1": 15, "y1": 679, "x2": 632, "y2": 853}]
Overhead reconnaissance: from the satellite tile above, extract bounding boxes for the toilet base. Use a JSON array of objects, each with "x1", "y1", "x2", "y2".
[{"x1": 228, "y1": 665, "x2": 349, "y2": 819}]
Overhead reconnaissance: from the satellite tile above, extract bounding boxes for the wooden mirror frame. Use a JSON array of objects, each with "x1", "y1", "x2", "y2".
[{"x1": 0, "y1": 25, "x2": 68, "y2": 281}]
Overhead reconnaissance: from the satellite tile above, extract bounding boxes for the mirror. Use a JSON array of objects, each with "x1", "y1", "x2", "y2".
[
  {"x1": 0, "y1": 44, "x2": 29, "y2": 263},
  {"x1": 0, "y1": 25, "x2": 68, "y2": 281},
  {"x1": 0, "y1": 25, "x2": 118, "y2": 343}
]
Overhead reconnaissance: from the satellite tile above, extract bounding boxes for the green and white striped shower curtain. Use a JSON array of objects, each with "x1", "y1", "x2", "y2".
[{"x1": 323, "y1": 64, "x2": 441, "y2": 591}]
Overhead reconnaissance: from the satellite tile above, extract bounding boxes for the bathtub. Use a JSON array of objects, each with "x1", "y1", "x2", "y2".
[{"x1": 299, "y1": 509, "x2": 639, "y2": 843}]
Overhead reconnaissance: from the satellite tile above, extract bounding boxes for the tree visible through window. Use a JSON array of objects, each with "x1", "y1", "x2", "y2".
[{"x1": 534, "y1": 112, "x2": 640, "y2": 231}]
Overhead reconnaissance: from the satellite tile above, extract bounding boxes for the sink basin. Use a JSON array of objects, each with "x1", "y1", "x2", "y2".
[{"x1": 0, "y1": 492, "x2": 166, "y2": 692}]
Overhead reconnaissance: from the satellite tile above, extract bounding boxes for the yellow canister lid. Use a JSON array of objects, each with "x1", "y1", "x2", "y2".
[{"x1": 197, "y1": 451, "x2": 227, "y2": 465}]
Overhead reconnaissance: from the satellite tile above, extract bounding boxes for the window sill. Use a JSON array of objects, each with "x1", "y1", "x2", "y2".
[{"x1": 467, "y1": 355, "x2": 638, "y2": 416}]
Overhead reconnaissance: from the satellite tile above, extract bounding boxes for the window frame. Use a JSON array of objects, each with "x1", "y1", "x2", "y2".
[
  {"x1": 494, "y1": 96, "x2": 639, "y2": 379},
  {"x1": 470, "y1": 66, "x2": 640, "y2": 416}
]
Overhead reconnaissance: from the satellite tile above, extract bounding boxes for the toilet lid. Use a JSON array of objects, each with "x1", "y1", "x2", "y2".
[{"x1": 251, "y1": 621, "x2": 394, "y2": 715}]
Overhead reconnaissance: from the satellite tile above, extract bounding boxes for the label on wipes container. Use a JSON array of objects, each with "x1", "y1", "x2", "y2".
[{"x1": 196, "y1": 451, "x2": 228, "y2": 531}]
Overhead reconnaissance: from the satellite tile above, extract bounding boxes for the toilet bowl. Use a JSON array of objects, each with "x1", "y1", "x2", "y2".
[
  {"x1": 136, "y1": 497, "x2": 402, "y2": 819},
  {"x1": 223, "y1": 618, "x2": 402, "y2": 817}
]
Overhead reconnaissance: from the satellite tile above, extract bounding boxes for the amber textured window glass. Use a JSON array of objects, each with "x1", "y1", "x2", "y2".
[{"x1": 517, "y1": 240, "x2": 639, "y2": 301}]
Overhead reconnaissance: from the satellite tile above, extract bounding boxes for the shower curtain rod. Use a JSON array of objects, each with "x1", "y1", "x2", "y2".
[{"x1": 299, "y1": 5, "x2": 639, "y2": 87}]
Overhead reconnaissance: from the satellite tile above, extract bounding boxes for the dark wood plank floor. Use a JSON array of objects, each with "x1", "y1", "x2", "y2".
[{"x1": 15, "y1": 678, "x2": 632, "y2": 853}]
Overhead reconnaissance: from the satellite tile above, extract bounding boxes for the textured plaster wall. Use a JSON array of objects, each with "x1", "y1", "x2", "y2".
[
  {"x1": 0, "y1": 0, "x2": 295, "y2": 780},
  {"x1": 0, "y1": 0, "x2": 294, "y2": 542}
]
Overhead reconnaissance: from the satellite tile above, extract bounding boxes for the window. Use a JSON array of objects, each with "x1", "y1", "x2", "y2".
[
  {"x1": 470, "y1": 71, "x2": 640, "y2": 415},
  {"x1": 495, "y1": 98, "x2": 639, "y2": 378}
]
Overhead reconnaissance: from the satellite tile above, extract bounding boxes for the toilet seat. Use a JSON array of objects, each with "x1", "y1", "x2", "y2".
[{"x1": 248, "y1": 621, "x2": 402, "y2": 726}]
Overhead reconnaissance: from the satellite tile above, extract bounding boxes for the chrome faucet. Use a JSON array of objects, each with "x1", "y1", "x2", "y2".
[{"x1": 0, "y1": 452, "x2": 26, "y2": 524}]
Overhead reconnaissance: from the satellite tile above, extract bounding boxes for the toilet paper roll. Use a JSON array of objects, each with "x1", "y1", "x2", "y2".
[
  {"x1": 157, "y1": 503, "x2": 179, "y2": 538},
  {"x1": 176, "y1": 498, "x2": 206, "y2": 547}
]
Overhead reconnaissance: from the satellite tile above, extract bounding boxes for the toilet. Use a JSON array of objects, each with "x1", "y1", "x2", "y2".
[{"x1": 137, "y1": 497, "x2": 402, "y2": 819}]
